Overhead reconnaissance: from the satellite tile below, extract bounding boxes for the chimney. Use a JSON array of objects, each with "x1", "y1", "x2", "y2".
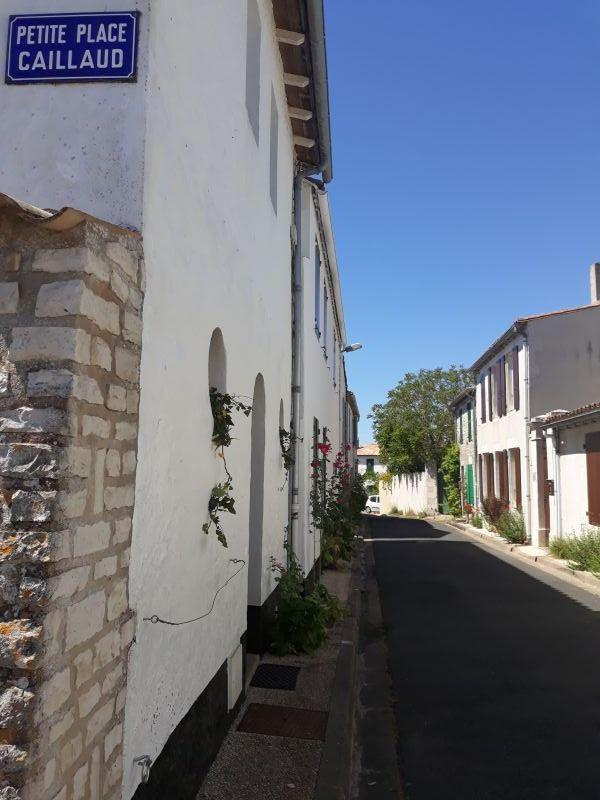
[{"x1": 590, "y1": 263, "x2": 600, "y2": 304}]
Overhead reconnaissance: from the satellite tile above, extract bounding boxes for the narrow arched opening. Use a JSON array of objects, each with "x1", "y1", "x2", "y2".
[{"x1": 247, "y1": 374, "x2": 266, "y2": 652}]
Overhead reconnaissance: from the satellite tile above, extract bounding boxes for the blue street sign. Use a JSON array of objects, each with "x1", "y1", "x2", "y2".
[{"x1": 5, "y1": 11, "x2": 140, "y2": 84}]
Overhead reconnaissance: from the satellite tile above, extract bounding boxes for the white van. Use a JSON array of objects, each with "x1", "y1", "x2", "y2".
[{"x1": 365, "y1": 495, "x2": 380, "y2": 514}]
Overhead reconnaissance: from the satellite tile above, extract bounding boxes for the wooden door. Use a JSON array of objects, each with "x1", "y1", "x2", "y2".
[{"x1": 586, "y1": 432, "x2": 600, "y2": 525}]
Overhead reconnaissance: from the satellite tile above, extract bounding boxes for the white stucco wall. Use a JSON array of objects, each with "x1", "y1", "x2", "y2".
[
  {"x1": 357, "y1": 455, "x2": 385, "y2": 475},
  {"x1": 476, "y1": 336, "x2": 530, "y2": 528},
  {"x1": 379, "y1": 465, "x2": 438, "y2": 515},
  {"x1": 528, "y1": 307, "x2": 600, "y2": 417},
  {"x1": 122, "y1": 1, "x2": 295, "y2": 795},
  {"x1": 294, "y1": 181, "x2": 348, "y2": 576},
  {"x1": 545, "y1": 421, "x2": 600, "y2": 539},
  {"x1": 0, "y1": 0, "x2": 149, "y2": 229}
]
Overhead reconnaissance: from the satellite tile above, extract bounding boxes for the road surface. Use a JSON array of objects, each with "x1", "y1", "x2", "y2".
[{"x1": 362, "y1": 514, "x2": 600, "y2": 800}]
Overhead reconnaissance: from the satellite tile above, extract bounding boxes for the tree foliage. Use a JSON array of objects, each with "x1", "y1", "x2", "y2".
[
  {"x1": 440, "y1": 443, "x2": 461, "y2": 517},
  {"x1": 371, "y1": 367, "x2": 472, "y2": 474}
]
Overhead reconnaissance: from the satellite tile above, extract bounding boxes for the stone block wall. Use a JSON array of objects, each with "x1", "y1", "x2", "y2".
[{"x1": 0, "y1": 206, "x2": 144, "y2": 800}]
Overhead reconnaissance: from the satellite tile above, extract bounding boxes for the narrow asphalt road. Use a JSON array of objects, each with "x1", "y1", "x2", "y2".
[{"x1": 364, "y1": 514, "x2": 600, "y2": 800}]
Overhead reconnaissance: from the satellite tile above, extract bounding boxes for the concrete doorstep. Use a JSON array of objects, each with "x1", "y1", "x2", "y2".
[{"x1": 198, "y1": 558, "x2": 361, "y2": 800}]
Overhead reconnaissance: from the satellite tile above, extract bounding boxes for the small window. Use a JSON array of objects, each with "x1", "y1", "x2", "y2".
[
  {"x1": 245, "y1": 0, "x2": 261, "y2": 143},
  {"x1": 269, "y1": 87, "x2": 278, "y2": 212},
  {"x1": 366, "y1": 458, "x2": 375, "y2": 471}
]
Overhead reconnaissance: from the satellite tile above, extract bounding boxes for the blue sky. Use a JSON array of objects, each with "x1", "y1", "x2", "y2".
[{"x1": 326, "y1": 0, "x2": 600, "y2": 442}]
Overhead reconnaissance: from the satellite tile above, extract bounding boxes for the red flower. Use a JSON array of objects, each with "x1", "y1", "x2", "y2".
[{"x1": 317, "y1": 443, "x2": 332, "y2": 455}]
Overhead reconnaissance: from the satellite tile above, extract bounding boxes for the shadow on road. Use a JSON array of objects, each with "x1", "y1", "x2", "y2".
[{"x1": 363, "y1": 514, "x2": 600, "y2": 800}]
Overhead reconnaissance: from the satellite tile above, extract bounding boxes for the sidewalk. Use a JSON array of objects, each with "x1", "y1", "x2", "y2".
[{"x1": 197, "y1": 560, "x2": 360, "y2": 800}]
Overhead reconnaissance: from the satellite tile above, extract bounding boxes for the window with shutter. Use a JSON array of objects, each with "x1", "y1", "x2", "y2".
[
  {"x1": 467, "y1": 403, "x2": 472, "y2": 441},
  {"x1": 481, "y1": 377, "x2": 486, "y2": 423},
  {"x1": 488, "y1": 367, "x2": 493, "y2": 420},
  {"x1": 459, "y1": 411, "x2": 463, "y2": 443},
  {"x1": 513, "y1": 345, "x2": 520, "y2": 411}
]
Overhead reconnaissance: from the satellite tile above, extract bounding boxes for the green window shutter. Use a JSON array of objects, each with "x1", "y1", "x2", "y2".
[
  {"x1": 459, "y1": 411, "x2": 463, "y2": 444},
  {"x1": 467, "y1": 403, "x2": 472, "y2": 441},
  {"x1": 466, "y1": 465, "x2": 475, "y2": 505}
]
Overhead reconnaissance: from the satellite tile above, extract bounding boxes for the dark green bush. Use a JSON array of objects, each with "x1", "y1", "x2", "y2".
[
  {"x1": 481, "y1": 495, "x2": 507, "y2": 527},
  {"x1": 440, "y1": 444, "x2": 461, "y2": 516},
  {"x1": 269, "y1": 550, "x2": 345, "y2": 655},
  {"x1": 471, "y1": 514, "x2": 483, "y2": 529}
]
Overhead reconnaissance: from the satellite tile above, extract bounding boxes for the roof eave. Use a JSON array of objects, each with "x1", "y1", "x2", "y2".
[{"x1": 471, "y1": 321, "x2": 527, "y2": 373}]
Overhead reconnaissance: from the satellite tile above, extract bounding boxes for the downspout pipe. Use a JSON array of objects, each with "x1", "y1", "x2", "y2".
[
  {"x1": 289, "y1": 164, "x2": 325, "y2": 567},
  {"x1": 305, "y1": 0, "x2": 333, "y2": 183}
]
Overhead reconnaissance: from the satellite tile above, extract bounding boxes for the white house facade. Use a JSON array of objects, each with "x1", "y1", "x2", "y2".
[
  {"x1": 532, "y1": 404, "x2": 600, "y2": 541},
  {"x1": 356, "y1": 444, "x2": 385, "y2": 477},
  {"x1": 0, "y1": 3, "x2": 359, "y2": 800},
  {"x1": 473, "y1": 282, "x2": 600, "y2": 546}
]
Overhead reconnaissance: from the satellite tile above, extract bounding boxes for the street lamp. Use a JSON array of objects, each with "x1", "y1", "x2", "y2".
[{"x1": 343, "y1": 343, "x2": 363, "y2": 353}]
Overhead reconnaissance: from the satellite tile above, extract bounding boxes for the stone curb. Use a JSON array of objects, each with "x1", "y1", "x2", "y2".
[
  {"x1": 442, "y1": 520, "x2": 600, "y2": 598},
  {"x1": 314, "y1": 555, "x2": 362, "y2": 800}
]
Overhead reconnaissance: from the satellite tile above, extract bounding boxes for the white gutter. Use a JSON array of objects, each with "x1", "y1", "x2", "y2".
[{"x1": 523, "y1": 333, "x2": 533, "y2": 541}]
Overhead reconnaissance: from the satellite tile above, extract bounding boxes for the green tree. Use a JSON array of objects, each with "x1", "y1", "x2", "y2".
[
  {"x1": 371, "y1": 366, "x2": 472, "y2": 474},
  {"x1": 440, "y1": 443, "x2": 461, "y2": 516}
]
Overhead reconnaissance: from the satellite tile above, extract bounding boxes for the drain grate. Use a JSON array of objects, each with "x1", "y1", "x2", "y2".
[
  {"x1": 237, "y1": 703, "x2": 327, "y2": 740},
  {"x1": 250, "y1": 664, "x2": 300, "y2": 691}
]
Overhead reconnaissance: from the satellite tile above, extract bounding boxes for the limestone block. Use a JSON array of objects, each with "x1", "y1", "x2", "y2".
[
  {"x1": 126, "y1": 389, "x2": 140, "y2": 415},
  {"x1": 122, "y1": 312, "x2": 142, "y2": 345},
  {"x1": 48, "y1": 708, "x2": 75, "y2": 745},
  {"x1": 65, "y1": 591, "x2": 106, "y2": 650},
  {"x1": 115, "y1": 347, "x2": 139, "y2": 383},
  {"x1": 36, "y1": 280, "x2": 119, "y2": 335},
  {"x1": 60, "y1": 731, "x2": 83, "y2": 772},
  {"x1": 106, "y1": 385, "x2": 126, "y2": 412},
  {"x1": 74, "y1": 522, "x2": 111, "y2": 558},
  {"x1": 129, "y1": 286, "x2": 143, "y2": 310},
  {"x1": 104, "y1": 485, "x2": 134, "y2": 510},
  {"x1": 86, "y1": 698, "x2": 114, "y2": 746},
  {"x1": 107, "y1": 580, "x2": 127, "y2": 621},
  {"x1": 113, "y1": 518, "x2": 131, "y2": 544},
  {"x1": 105, "y1": 450, "x2": 120, "y2": 477},
  {"x1": 0, "y1": 621, "x2": 41, "y2": 669},
  {"x1": 63, "y1": 447, "x2": 92, "y2": 478},
  {"x1": 0, "y1": 686, "x2": 34, "y2": 729},
  {"x1": 19, "y1": 575, "x2": 47, "y2": 606},
  {"x1": 93, "y1": 450, "x2": 106, "y2": 515},
  {"x1": 91, "y1": 337, "x2": 112, "y2": 371},
  {"x1": 119, "y1": 548, "x2": 130, "y2": 569},
  {"x1": 0, "y1": 568, "x2": 19, "y2": 605},
  {"x1": 94, "y1": 557, "x2": 117, "y2": 580},
  {"x1": 115, "y1": 688, "x2": 126, "y2": 714},
  {"x1": 11, "y1": 327, "x2": 91, "y2": 364},
  {"x1": 120, "y1": 617, "x2": 135, "y2": 650},
  {"x1": 106, "y1": 242, "x2": 138, "y2": 281},
  {"x1": 74, "y1": 649, "x2": 93, "y2": 688},
  {"x1": 51, "y1": 566, "x2": 90, "y2": 599},
  {"x1": 104, "y1": 723, "x2": 123, "y2": 760},
  {"x1": 58, "y1": 489, "x2": 88, "y2": 519},
  {"x1": 0, "y1": 407, "x2": 67, "y2": 434},
  {"x1": 40, "y1": 668, "x2": 71, "y2": 717},
  {"x1": 27, "y1": 370, "x2": 103, "y2": 405},
  {"x1": 101, "y1": 664, "x2": 122, "y2": 696},
  {"x1": 92, "y1": 630, "x2": 119, "y2": 672},
  {"x1": 122, "y1": 451, "x2": 136, "y2": 476},
  {"x1": 110, "y1": 271, "x2": 128, "y2": 303},
  {"x1": 42, "y1": 607, "x2": 64, "y2": 660},
  {"x1": 82, "y1": 415, "x2": 111, "y2": 439},
  {"x1": 0, "y1": 284, "x2": 19, "y2": 314},
  {"x1": 73, "y1": 762, "x2": 89, "y2": 800},
  {"x1": 0, "y1": 532, "x2": 51, "y2": 564},
  {"x1": 32, "y1": 247, "x2": 110, "y2": 283},
  {"x1": 79, "y1": 683, "x2": 101, "y2": 718},
  {"x1": 115, "y1": 421, "x2": 137, "y2": 441},
  {"x1": 0, "y1": 744, "x2": 28, "y2": 773},
  {"x1": 0, "y1": 444, "x2": 57, "y2": 478},
  {"x1": 11, "y1": 490, "x2": 55, "y2": 523}
]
